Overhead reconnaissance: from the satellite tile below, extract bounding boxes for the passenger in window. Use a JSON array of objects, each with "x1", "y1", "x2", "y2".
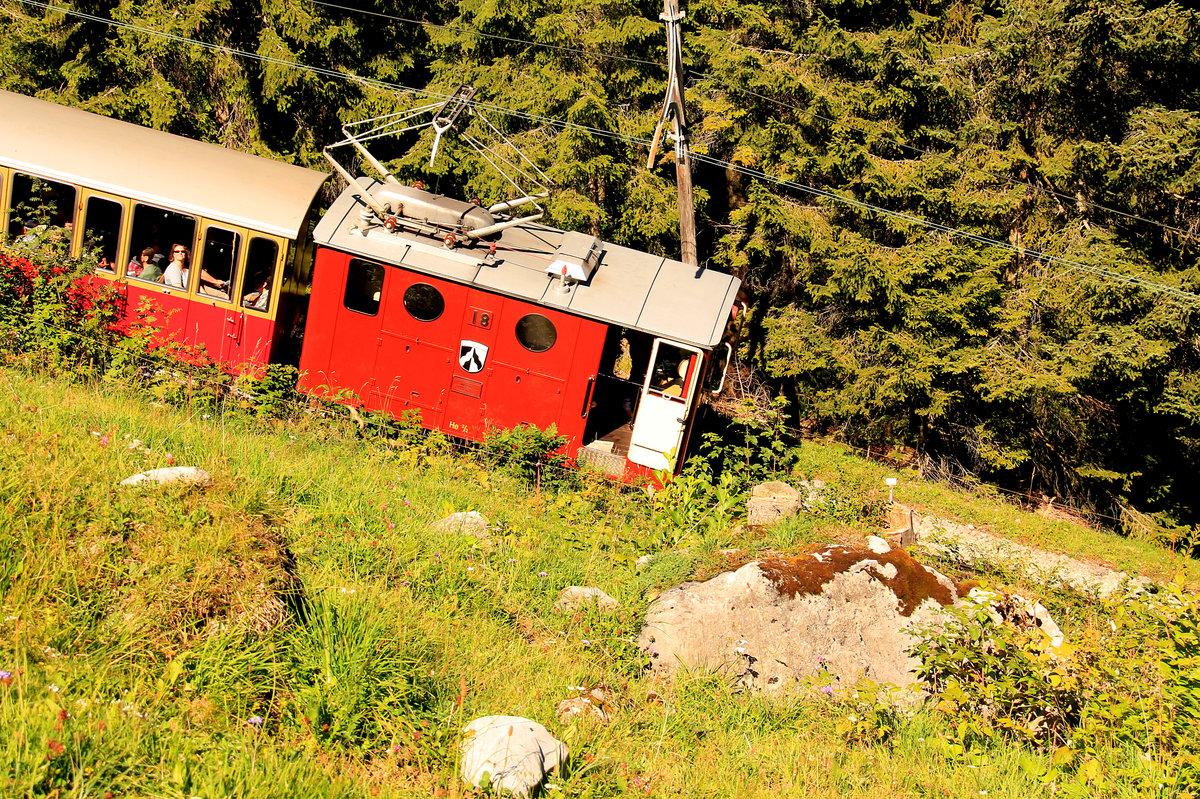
[
  {"x1": 655, "y1": 360, "x2": 688, "y2": 397},
  {"x1": 163, "y1": 244, "x2": 190, "y2": 288},
  {"x1": 198, "y1": 266, "x2": 231, "y2": 300},
  {"x1": 131, "y1": 247, "x2": 161, "y2": 281},
  {"x1": 242, "y1": 273, "x2": 270, "y2": 310}
]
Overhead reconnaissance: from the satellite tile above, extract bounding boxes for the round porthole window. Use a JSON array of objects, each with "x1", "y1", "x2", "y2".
[
  {"x1": 403, "y1": 282, "x2": 444, "y2": 321},
  {"x1": 515, "y1": 313, "x2": 557, "y2": 352}
]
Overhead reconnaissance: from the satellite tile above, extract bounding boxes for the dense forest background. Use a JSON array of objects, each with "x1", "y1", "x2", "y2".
[{"x1": 2, "y1": 0, "x2": 1199, "y2": 532}]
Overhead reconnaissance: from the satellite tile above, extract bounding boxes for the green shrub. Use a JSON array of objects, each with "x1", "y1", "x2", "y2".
[
  {"x1": 284, "y1": 590, "x2": 441, "y2": 755},
  {"x1": 913, "y1": 588, "x2": 1200, "y2": 794},
  {"x1": 481, "y1": 422, "x2": 578, "y2": 491},
  {"x1": 0, "y1": 244, "x2": 122, "y2": 375}
]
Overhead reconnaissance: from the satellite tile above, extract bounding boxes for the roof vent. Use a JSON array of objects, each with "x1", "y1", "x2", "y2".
[{"x1": 546, "y1": 232, "x2": 602, "y2": 283}]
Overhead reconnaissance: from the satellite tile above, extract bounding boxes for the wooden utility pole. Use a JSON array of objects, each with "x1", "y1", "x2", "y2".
[{"x1": 647, "y1": 0, "x2": 698, "y2": 267}]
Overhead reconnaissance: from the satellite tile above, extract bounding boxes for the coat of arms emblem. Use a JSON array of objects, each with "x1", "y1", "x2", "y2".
[{"x1": 459, "y1": 340, "x2": 488, "y2": 373}]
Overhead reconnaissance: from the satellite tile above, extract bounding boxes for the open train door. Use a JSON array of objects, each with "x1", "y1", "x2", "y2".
[{"x1": 627, "y1": 339, "x2": 703, "y2": 472}]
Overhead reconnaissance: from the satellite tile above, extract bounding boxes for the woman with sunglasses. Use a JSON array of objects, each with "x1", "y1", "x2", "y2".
[{"x1": 163, "y1": 243, "x2": 190, "y2": 288}]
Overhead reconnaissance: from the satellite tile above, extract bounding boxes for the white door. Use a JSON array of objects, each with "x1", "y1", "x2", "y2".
[{"x1": 627, "y1": 339, "x2": 703, "y2": 471}]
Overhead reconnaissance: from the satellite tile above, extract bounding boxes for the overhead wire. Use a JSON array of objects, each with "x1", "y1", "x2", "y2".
[
  {"x1": 307, "y1": 0, "x2": 663, "y2": 68},
  {"x1": 13, "y1": 0, "x2": 1200, "y2": 305},
  {"x1": 692, "y1": 73, "x2": 1200, "y2": 241},
  {"x1": 689, "y1": 152, "x2": 1200, "y2": 304},
  {"x1": 296, "y1": 0, "x2": 1198, "y2": 242}
]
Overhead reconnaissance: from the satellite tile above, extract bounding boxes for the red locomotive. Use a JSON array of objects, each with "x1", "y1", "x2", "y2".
[{"x1": 0, "y1": 89, "x2": 740, "y2": 481}]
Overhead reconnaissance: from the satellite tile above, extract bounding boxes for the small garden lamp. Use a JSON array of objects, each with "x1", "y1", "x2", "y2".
[{"x1": 885, "y1": 477, "x2": 898, "y2": 503}]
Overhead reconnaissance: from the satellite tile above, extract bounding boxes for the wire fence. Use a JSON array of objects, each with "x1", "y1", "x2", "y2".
[{"x1": 1, "y1": 294, "x2": 1141, "y2": 534}]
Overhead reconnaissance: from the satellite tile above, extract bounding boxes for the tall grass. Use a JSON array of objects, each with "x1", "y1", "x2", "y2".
[{"x1": 4, "y1": 351, "x2": 1198, "y2": 795}]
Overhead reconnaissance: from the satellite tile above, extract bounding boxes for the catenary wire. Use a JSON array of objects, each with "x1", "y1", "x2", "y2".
[
  {"x1": 13, "y1": 0, "x2": 1200, "y2": 305},
  {"x1": 288, "y1": 0, "x2": 1197, "y2": 241},
  {"x1": 307, "y1": 0, "x2": 663, "y2": 68},
  {"x1": 689, "y1": 152, "x2": 1200, "y2": 305},
  {"x1": 692, "y1": 73, "x2": 1199, "y2": 241}
]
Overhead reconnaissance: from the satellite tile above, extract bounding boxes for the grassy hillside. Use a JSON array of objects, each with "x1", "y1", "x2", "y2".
[{"x1": 2, "y1": 365, "x2": 1197, "y2": 797}]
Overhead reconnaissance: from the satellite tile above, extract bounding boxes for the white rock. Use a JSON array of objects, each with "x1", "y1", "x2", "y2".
[
  {"x1": 460, "y1": 715, "x2": 568, "y2": 797},
  {"x1": 429, "y1": 511, "x2": 489, "y2": 537},
  {"x1": 556, "y1": 586, "x2": 620, "y2": 613},
  {"x1": 866, "y1": 535, "x2": 891, "y2": 554},
  {"x1": 119, "y1": 466, "x2": 212, "y2": 487},
  {"x1": 555, "y1": 688, "x2": 612, "y2": 724}
]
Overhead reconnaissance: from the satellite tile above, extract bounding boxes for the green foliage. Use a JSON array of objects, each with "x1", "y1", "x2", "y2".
[
  {"x1": 648, "y1": 469, "x2": 743, "y2": 547},
  {"x1": 0, "y1": 244, "x2": 122, "y2": 376},
  {"x1": 234, "y1": 364, "x2": 303, "y2": 419},
  {"x1": 3, "y1": 0, "x2": 1200, "y2": 531},
  {"x1": 480, "y1": 422, "x2": 579, "y2": 491},
  {"x1": 285, "y1": 590, "x2": 439, "y2": 754},
  {"x1": 913, "y1": 587, "x2": 1200, "y2": 793},
  {"x1": 912, "y1": 600, "x2": 1085, "y2": 752}
]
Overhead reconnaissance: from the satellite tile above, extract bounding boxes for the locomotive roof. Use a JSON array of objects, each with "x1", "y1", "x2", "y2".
[
  {"x1": 315, "y1": 180, "x2": 742, "y2": 349},
  {"x1": 0, "y1": 90, "x2": 328, "y2": 239}
]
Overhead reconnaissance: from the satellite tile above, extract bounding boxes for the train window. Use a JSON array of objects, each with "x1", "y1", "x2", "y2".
[
  {"x1": 82, "y1": 196, "x2": 122, "y2": 272},
  {"x1": 647, "y1": 342, "x2": 696, "y2": 399},
  {"x1": 7, "y1": 173, "x2": 77, "y2": 238},
  {"x1": 344, "y1": 258, "x2": 385, "y2": 316},
  {"x1": 515, "y1": 313, "x2": 557, "y2": 353},
  {"x1": 127, "y1": 203, "x2": 196, "y2": 287},
  {"x1": 403, "y1": 283, "x2": 444, "y2": 321},
  {"x1": 242, "y1": 237, "x2": 279, "y2": 312},
  {"x1": 197, "y1": 226, "x2": 240, "y2": 302}
]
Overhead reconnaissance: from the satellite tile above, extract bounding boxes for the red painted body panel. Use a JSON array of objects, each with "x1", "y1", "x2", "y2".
[
  {"x1": 112, "y1": 277, "x2": 278, "y2": 371},
  {"x1": 300, "y1": 246, "x2": 608, "y2": 450}
]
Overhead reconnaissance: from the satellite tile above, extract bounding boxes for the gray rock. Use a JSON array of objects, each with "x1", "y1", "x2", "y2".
[
  {"x1": 750, "y1": 481, "x2": 800, "y2": 500},
  {"x1": 747, "y1": 481, "x2": 803, "y2": 525},
  {"x1": 866, "y1": 535, "x2": 891, "y2": 554},
  {"x1": 911, "y1": 510, "x2": 1151, "y2": 597},
  {"x1": 555, "y1": 586, "x2": 619, "y2": 613},
  {"x1": 747, "y1": 479, "x2": 831, "y2": 525},
  {"x1": 965, "y1": 587, "x2": 1066, "y2": 650},
  {"x1": 429, "y1": 511, "x2": 490, "y2": 538},
  {"x1": 460, "y1": 715, "x2": 568, "y2": 797},
  {"x1": 638, "y1": 546, "x2": 958, "y2": 695},
  {"x1": 119, "y1": 466, "x2": 212, "y2": 487},
  {"x1": 555, "y1": 687, "x2": 612, "y2": 724}
]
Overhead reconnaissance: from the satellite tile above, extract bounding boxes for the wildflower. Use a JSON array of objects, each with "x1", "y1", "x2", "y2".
[
  {"x1": 388, "y1": 522, "x2": 395, "y2": 529},
  {"x1": 0, "y1": 670, "x2": 11, "y2": 680},
  {"x1": 381, "y1": 504, "x2": 388, "y2": 511},
  {"x1": 391, "y1": 744, "x2": 403, "y2": 754},
  {"x1": 507, "y1": 558, "x2": 518, "y2": 564},
  {"x1": 165, "y1": 453, "x2": 176, "y2": 466},
  {"x1": 98, "y1": 435, "x2": 109, "y2": 448},
  {"x1": 48, "y1": 683, "x2": 60, "y2": 693},
  {"x1": 46, "y1": 739, "x2": 65, "y2": 758},
  {"x1": 582, "y1": 639, "x2": 591, "y2": 647},
  {"x1": 467, "y1": 566, "x2": 475, "y2": 572},
  {"x1": 538, "y1": 571, "x2": 548, "y2": 578},
  {"x1": 821, "y1": 686, "x2": 833, "y2": 695},
  {"x1": 400, "y1": 581, "x2": 411, "y2": 587},
  {"x1": 247, "y1": 715, "x2": 264, "y2": 726},
  {"x1": 403, "y1": 500, "x2": 411, "y2": 506}
]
